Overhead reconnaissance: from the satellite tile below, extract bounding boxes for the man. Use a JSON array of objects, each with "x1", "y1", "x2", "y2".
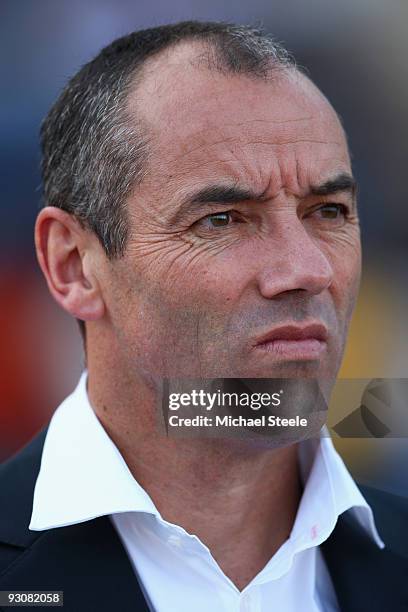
[{"x1": 0, "y1": 21, "x2": 407, "y2": 612}]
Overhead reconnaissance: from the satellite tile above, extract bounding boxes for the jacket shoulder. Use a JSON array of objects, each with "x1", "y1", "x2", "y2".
[{"x1": 0, "y1": 427, "x2": 49, "y2": 573}]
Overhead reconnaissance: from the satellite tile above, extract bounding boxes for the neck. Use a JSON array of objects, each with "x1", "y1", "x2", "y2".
[{"x1": 87, "y1": 363, "x2": 302, "y2": 590}]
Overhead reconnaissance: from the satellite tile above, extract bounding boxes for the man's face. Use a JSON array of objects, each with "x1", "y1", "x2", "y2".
[{"x1": 102, "y1": 47, "x2": 361, "y2": 387}]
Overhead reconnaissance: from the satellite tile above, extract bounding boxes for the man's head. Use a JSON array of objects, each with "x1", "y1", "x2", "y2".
[{"x1": 35, "y1": 21, "x2": 361, "y2": 391}]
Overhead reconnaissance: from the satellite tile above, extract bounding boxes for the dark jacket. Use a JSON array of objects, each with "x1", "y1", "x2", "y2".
[{"x1": 0, "y1": 428, "x2": 407, "y2": 611}]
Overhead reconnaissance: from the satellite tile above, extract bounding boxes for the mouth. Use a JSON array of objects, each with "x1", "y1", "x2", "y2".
[{"x1": 251, "y1": 322, "x2": 328, "y2": 361}]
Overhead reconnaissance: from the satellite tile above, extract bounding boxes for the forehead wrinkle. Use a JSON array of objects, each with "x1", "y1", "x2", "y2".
[
  {"x1": 172, "y1": 109, "x2": 334, "y2": 139},
  {"x1": 154, "y1": 136, "x2": 350, "y2": 204},
  {"x1": 160, "y1": 149, "x2": 275, "y2": 211},
  {"x1": 165, "y1": 132, "x2": 345, "y2": 170},
  {"x1": 219, "y1": 116, "x2": 316, "y2": 127},
  {"x1": 153, "y1": 112, "x2": 344, "y2": 163},
  {"x1": 170, "y1": 152, "x2": 351, "y2": 209},
  {"x1": 243, "y1": 138, "x2": 344, "y2": 147},
  {"x1": 163, "y1": 112, "x2": 342, "y2": 161},
  {"x1": 165, "y1": 159, "x2": 267, "y2": 200},
  {"x1": 169, "y1": 135, "x2": 240, "y2": 165},
  {"x1": 166, "y1": 157, "x2": 256, "y2": 176}
]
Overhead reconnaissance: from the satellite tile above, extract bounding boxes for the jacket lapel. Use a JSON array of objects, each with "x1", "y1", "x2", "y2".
[
  {"x1": 0, "y1": 515, "x2": 150, "y2": 612},
  {"x1": 0, "y1": 427, "x2": 150, "y2": 612},
  {"x1": 320, "y1": 510, "x2": 408, "y2": 612}
]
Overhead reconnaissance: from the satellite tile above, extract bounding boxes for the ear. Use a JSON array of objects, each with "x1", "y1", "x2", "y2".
[{"x1": 34, "y1": 207, "x2": 105, "y2": 322}]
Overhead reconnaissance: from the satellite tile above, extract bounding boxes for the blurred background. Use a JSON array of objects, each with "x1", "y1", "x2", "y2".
[{"x1": 0, "y1": 0, "x2": 407, "y2": 495}]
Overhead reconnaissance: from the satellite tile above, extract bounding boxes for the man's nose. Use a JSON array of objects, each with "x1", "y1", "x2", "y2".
[{"x1": 256, "y1": 219, "x2": 334, "y2": 299}]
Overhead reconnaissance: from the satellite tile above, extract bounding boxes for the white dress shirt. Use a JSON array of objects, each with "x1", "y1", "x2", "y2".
[{"x1": 30, "y1": 372, "x2": 384, "y2": 612}]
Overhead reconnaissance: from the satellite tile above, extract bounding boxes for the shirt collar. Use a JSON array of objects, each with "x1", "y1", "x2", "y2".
[
  {"x1": 30, "y1": 371, "x2": 158, "y2": 530},
  {"x1": 292, "y1": 426, "x2": 384, "y2": 549},
  {"x1": 29, "y1": 371, "x2": 384, "y2": 549}
]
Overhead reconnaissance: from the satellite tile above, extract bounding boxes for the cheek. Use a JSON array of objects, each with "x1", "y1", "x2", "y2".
[
  {"x1": 107, "y1": 256, "x2": 249, "y2": 378},
  {"x1": 135, "y1": 236, "x2": 254, "y2": 310}
]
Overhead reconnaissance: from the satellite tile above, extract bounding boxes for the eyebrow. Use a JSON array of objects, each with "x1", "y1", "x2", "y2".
[
  {"x1": 311, "y1": 173, "x2": 357, "y2": 197},
  {"x1": 169, "y1": 172, "x2": 357, "y2": 224}
]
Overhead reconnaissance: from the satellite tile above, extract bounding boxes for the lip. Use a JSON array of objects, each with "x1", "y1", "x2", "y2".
[{"x1": 252, "y1": 323, "x2": 328, "y2": 361}]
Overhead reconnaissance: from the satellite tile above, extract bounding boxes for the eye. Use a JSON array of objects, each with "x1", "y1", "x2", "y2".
[
  {"x1": 306, "y1": 203, "x2": 350, "y2": 227},
  {"x1": 317, "y1": 204, "x2": 348, "y2": 219},
  {"x1": 200, "y1": 211, "x2": 234, "y2": 229}
]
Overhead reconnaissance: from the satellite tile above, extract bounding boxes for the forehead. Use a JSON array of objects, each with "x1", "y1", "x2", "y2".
[{"x1": 130, "y1": 43, "x2": 350, "y2": 195}]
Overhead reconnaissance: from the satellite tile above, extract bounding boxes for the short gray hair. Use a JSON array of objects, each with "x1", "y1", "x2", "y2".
[{"x1": 40, "y1": 21, "x2": 295, "y2": 259}]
